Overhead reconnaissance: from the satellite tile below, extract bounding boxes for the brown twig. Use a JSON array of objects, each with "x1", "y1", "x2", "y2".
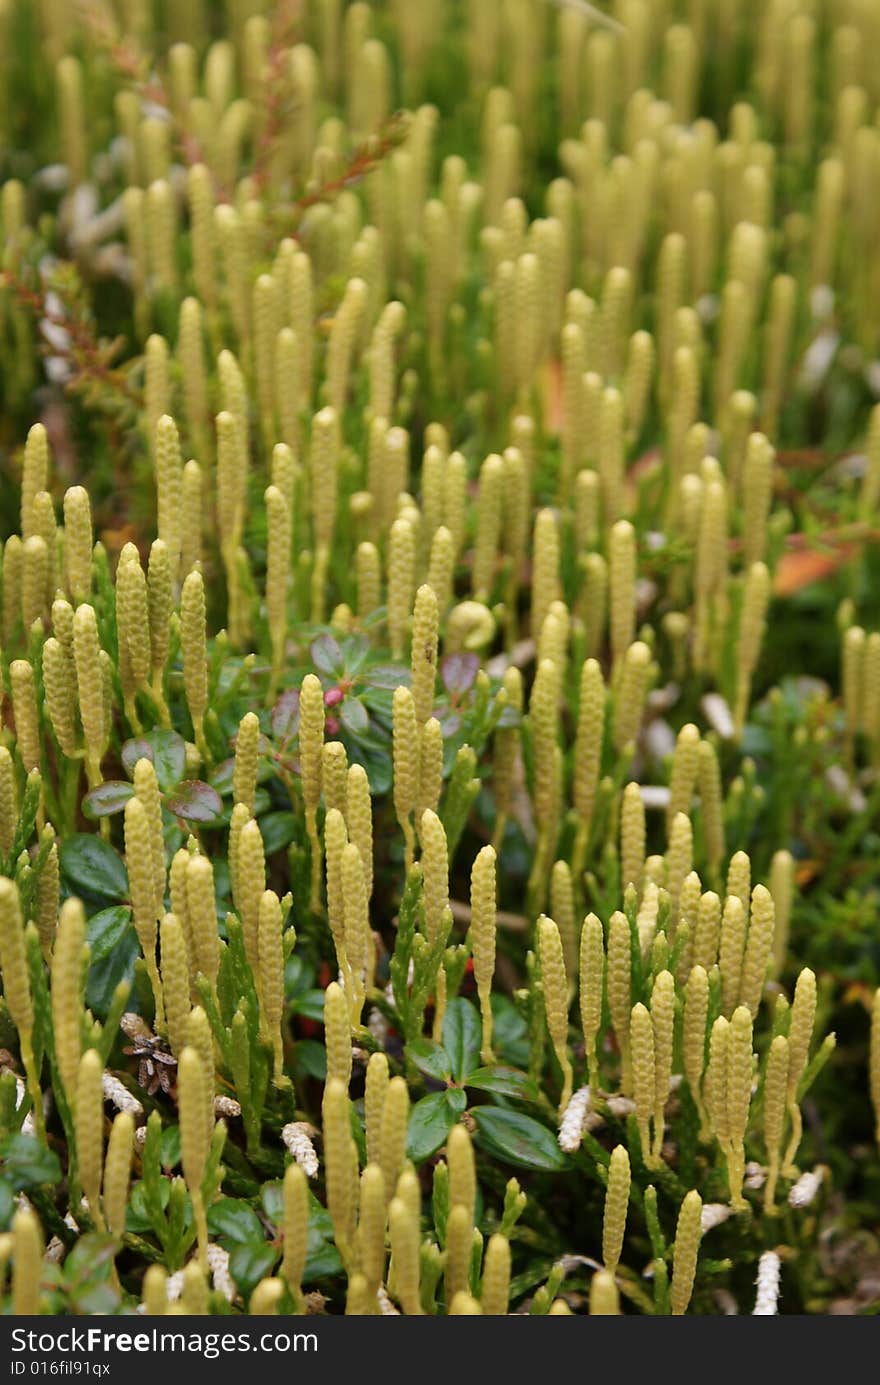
[
  {"x1": 293, "y1": 116, "x2": 411, "y2": 215},
  {"x1": 78, "y1": 0, "x2": 405, "y2": 230},
  {"x1": 1, "y1": 267, "x2": 142, "y2": 408},
  {"x1": 249, "y1": 0, "x2": 306, "y2": 194}
]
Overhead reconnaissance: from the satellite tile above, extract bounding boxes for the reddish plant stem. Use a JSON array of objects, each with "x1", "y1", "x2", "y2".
[{"x1": 1, "y1": 268, "x2": 142, "y2": 406}]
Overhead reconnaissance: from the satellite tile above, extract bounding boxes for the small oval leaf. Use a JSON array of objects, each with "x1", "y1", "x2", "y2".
[
  {"x1": 209, "y1": 758, "x2": 235, "y2": 796},
  {"x1": 229, "y1": 1241, "x2": 278, "y2": 1298},
  {"x1": 364, "y1": 663, "x2": 410, "y2": 690},
  {"x1": 310, "y1": 633, "x2": 344, "y2": 676},
  {"x1": 165, "y1": 780, "x2": 223, "y2": 823},
  {"x1": 406, "y1": 1089, "x2": 467, "y2": 1162},
  {"x1": 441, "y1": 651, "x2": 479, "y2": 697},
  {"x1": 149, "y1": 730, "x2": 187, "y2": 791},
  {"x1": 60, "y1": 835, "x2": 129, "y2": 905},
  {"x1": 82, "y1": 781, "x2": 135, "y2": 819},
  {"x1": 0, "y1": 1133, "x2": 62, "y2": 1189},
  {"x1": 86, "y1": 905, "x2": 134, "y2": 965},
  {"x1": 85, "y1": 906, "x2": 138, "y2": 1017},
  {"x1": 121, "y1": 737, "x2": 154, "y2": 778},
  {"x1": 271, "y1": 688, "x2": 300, "y2": 741},
  {"x1": 122, "y1": 729, "x2": 186, "y2": 790},
  {"x1": 471, "y1": 1108, "x2": 568, "y2": 1171},
  {"x1": 259, "y1": 811, "x2": 298, "y2": 855},
  {"x1": 207, "y1": 1198, "x2": 265, "y2": 1247},
  {"x1": 339, "y1": 697, "x2": 369, "y2": 736},
  {"x1": 441, "y1": 997, "x2": 482, "y2": 1083},
  {"x1": 407, "y1": 1037, "x2": 453, "y2": 1083},
  {"x1": 465, "y1": 1066, "x2": 540, "y2": 1101}
]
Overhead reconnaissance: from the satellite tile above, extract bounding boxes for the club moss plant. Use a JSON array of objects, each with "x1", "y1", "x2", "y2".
[{"x1": 0, "y1": 0, "x2": 879, "y2": 1318}]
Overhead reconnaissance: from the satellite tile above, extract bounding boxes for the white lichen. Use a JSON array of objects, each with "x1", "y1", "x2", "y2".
[
  {"x1": 282, "y1": 1121, "x2": 319, "y2": 1178},
  {"x1": 102, "y1": 1070, "x2": 144, "y2": 1116},
  {"x1": 206, "y1": 1243, "x2": 235, "y2": 1302},
  {"x1": 752, "y1": 1250, "x2": 781, "y2": 1315},
  {"x1": 788, "y1": 1165, "x2": 824, "y2": 1209},
  {"x1": 377, "y1": 1286, "x2": 400, "y2": 1315},
  {"x1": 557, "y1": 1085, "x2": 591, "y2": 1152},
  {"x1": 700, "y1": 1203, "x2": 733, "y2": 1233},
  {"x1": 165, "y1": 1270, "x2": 185, "y2": 1302}
]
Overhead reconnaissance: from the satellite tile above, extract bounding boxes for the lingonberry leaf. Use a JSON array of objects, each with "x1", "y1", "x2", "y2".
[{"x1": 164, "y1": 780, "x2": 223, "y2": 823}]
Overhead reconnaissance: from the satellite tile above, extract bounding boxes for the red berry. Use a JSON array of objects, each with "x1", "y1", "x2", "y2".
[{"x1": 324, "y1": 686, "x2": 344, "y2": 707}]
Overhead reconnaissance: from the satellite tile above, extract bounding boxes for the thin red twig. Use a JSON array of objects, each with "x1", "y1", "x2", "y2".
[
  {"x1": 1, "y1": 268, "x2": 142, "y2": 407},
  {"x1": 274, "y1": 114, "x2": 412, "y2": 230},
  {"x1": 250, "y1": 0, "x2": 306, "y2": 193}
]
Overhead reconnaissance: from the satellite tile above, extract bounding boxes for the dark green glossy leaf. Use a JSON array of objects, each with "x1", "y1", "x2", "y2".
[
  {"x1": 292, "y1": 988, "x2": 326, "y2": 1021},
  {"x1": 150, "y1": 731, "x2": 188, "y2": 791},
  {"x1": 407, "y1": 1037, "x2": 453, "y2": 1083},
  {"x1": 64, "y1": 1232, "x2": 117, "y2": 1286},
  {"x1": 347, "y1": 742, "x2": 392, "y2": 795},
  {"x1": 121, "y1": 738, "x2": 154, "y2": 779},
  {"x1": 126, "y1": 1177, "x2": 170, "y2": 1234},
  {"x1": 82, "y1": 781, "x2": 135, "y2": 819},
  {"x1": 284, "y1": 954, "x2": 315, "y2": 998},
  {"x1": 0, "y1": 1133, "x2": 62, "y2": 1189},
  {"x1": 441, "y1": 997, "x2": 481, "y2": 1082},
  {"x1": 85, "y1": 905, "x2": 133, "y2": 964},
  {"x1": 465, "y1": 1066, "x2": 540, "y2": 1101},
  {"x1": 357, "y1": 684, "x2": 395, "y2": 719},
  {"x1": 259, "y1": 811, "x2": 298, "y2": 855},
  {"x1": 406, "y1": 1089, "x2": 467, "y2": 1162},
  {"x1": 85, "y1": 906, "x2": 139, "y2": 1018},
  {"x1": 209, "y1": 758, "x2": 236, "y2": 795},
  {"x1": 207, "y1": 1198, "x2": 265, "y2": 1247},
  {"x1": 60, "y1": 835, "x2": 128, "y2": 905},
  {"x1": 471, "y1": 1108, "x2": 568, "y2": 1172},
  {"x1": 260, "y1": 1181, "x2": 283, "y2": 1223},
  {"x1": 490, "y1": 993, "x2": 530, "y2": 1068},
  {"x1": 122, "y1": 729, "x2": 186, "y2": 791},
  {"x1": 304, "y1": 1235, "x2": 343, "y2": 1281},
  {"x1": 294, "y1": 1039, "x2": 327, "y2": 1080},
  {"x1": 229, "y1": 1240, "x2": 278, "y2": 1297}
]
